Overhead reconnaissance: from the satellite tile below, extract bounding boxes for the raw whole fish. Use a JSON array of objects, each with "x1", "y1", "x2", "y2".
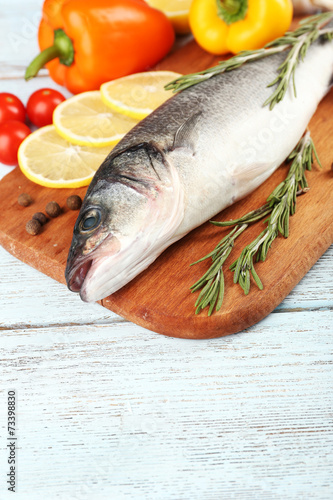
[{"x1": 65, "y1": 39, "x2": 333, "y2": 302}]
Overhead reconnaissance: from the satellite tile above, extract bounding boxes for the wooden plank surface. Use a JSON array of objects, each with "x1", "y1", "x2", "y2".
[
  {"x1": 0, "y1": 35, "x2": 332, "y2": 338},
  {"x1": 1, "y1": 316, "x2": 333, "y2": 500}
]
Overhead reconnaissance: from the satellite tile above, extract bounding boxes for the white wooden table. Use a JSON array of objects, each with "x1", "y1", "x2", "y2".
[{"x1": 0, "y1": 2, "x2": 332, "y2": 499}]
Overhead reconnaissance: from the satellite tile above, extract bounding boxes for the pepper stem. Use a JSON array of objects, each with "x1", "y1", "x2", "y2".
[
  {"x1": 216, "y1": 0, "x2": 248, "y2": 25},
  {"x1": 25, "y1": 29, "x2": 74, "y2": 81}
]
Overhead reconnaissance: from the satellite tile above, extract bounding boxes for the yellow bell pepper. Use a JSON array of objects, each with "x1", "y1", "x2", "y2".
[{"x1": 189, "y1": 0, "x2": 293, "y2": 55}]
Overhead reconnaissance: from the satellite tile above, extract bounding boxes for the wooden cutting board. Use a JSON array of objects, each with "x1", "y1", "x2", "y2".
[{"x1": 0, "y1": 31, "x2": 332, "y2": 339}]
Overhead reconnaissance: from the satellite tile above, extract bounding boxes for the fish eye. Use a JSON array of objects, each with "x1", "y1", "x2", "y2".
[{"x1": 80, "y1": 208, "x2": 102, "y2": 232}]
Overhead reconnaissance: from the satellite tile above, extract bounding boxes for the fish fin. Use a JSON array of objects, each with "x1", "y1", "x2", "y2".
[
  {"x1": 232, "y1": 162, "x2": 273, "y2": 184},
  {"x1": 172, "y1": 111, "x2": 202, "y2": 151}
]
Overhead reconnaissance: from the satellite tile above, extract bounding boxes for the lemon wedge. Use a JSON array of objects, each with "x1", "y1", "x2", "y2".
[
  {"x1": 18, "y1": 125, "x2": 112, "y2": 188},
  {"x1": 145, "y1": 0, "x2": 191, "y2": 34},
  {"x1": 100, "y1": 71, "x2": 182, "y2": 120},
  {"x1": 53, "y1": 91, "x2": 139, "y2": 147}
]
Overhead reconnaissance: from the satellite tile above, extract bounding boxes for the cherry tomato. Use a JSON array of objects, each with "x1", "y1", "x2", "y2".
[
  {"x1": 27, "y1": 88, "x2": 66, "y2": 127},
  {"x1": 0, "y1": 121, "x2": 31, "y2": 166},
  {"x1": 0, "y1": 93, "x2": 26, "y2": 125}
]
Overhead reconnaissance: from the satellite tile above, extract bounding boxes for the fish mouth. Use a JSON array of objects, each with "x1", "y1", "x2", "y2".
[
  {"x1": 65, "y1": 233, "x2": 121, "y2": 301},
  {"x1": 77, "y1": 231, "x2": 186, "y2": 303},
  {"x1": 66, "y1": 218, "x2": 185, "y2": 303},
  {"x1": 67, "y1": 258, "x2": 93, "y2": 293}
]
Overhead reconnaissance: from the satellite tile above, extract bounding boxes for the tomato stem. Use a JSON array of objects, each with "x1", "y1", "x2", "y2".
[
  {"x1": 216, "y1": 0, "x2": 248, "y2": 25},
  {"x1": 25, "y1": 29, "x2": 74, "y2": 81}
]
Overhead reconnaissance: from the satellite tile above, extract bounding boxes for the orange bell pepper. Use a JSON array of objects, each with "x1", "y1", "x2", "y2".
[
  {"x1": 25, "y1": 0, "x2": 175, "y2": 94},
  {"x1": 189, "y1": 0, "x2": 293, "y2": 55}
]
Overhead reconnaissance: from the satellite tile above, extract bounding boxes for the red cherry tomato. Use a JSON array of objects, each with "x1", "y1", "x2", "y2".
[
  {"x1": 0, "y1": 93, "x2": 26, "y2": 125},
  {"x1": 0, "y1": 121, "x2": 31, "y2": 166},
  {"x1": 27, "y1": 88, "x2": 66, "y2": 127}
]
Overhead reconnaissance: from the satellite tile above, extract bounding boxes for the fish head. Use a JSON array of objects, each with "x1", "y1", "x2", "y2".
[{"x1": 65, "y1": 142, "x2": 184, "y2": 302}]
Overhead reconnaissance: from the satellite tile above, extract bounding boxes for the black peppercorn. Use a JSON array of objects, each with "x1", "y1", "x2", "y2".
[
  {"x1": 66, "y1": 195, "x2": 82, "y2": 210},
  {"x1": 18, "y1": 193, "x2": 33, "y2": 207},
  {"x1": 26, "y1": 219, "x2": 41, "y2": 235},
  {"x1": 32, "y1": 212, "x2": 48, "y2": 225},
  {"x1": 45, "y1": 201, "x2": 61, "y2": 218}
]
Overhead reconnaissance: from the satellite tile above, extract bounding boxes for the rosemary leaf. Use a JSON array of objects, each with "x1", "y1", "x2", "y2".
[
  {"x1": 195, "y1": 279, "x2": 213, "y2": 308},
  {"x1": 215, "y1": 273, "x2": 225, "y2": 312},
  {"x1": 250, "y1": 264, "x2": 264, "y2": 290},
  {"x1": 211, "y1": 203, "x2": 272, "y2": 227}
]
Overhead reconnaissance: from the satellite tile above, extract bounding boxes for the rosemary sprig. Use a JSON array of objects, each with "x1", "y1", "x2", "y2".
[
  {"x1": 190, "y1": 204, "x2": 274, "y2": 315},
  {"x1": 230, "y1": 132, "x2": 318, "y2": 294},
  {"x1": 165, "y1": 12, "x2": 333, "y2": 109},
  {"x1": 190, "y1": 225, "x2": 247, "y2": 316},
  {"x1": 191, "y1": 132, "x2": 320, "y2": 313}
]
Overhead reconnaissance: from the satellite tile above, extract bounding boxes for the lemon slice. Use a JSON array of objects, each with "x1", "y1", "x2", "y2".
[
  {"x1": 18, "y1": 125, "x2": 112, "y2": 188},
  {"x1": 53, "y1": 91, "x2": 139, "y2": 147},
  {"x1": 100, "y1": 71, "x2": 182, "y2": 120},
  {"x1": 145, "y1": 0, "x2": 191, "y2": 34}
]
